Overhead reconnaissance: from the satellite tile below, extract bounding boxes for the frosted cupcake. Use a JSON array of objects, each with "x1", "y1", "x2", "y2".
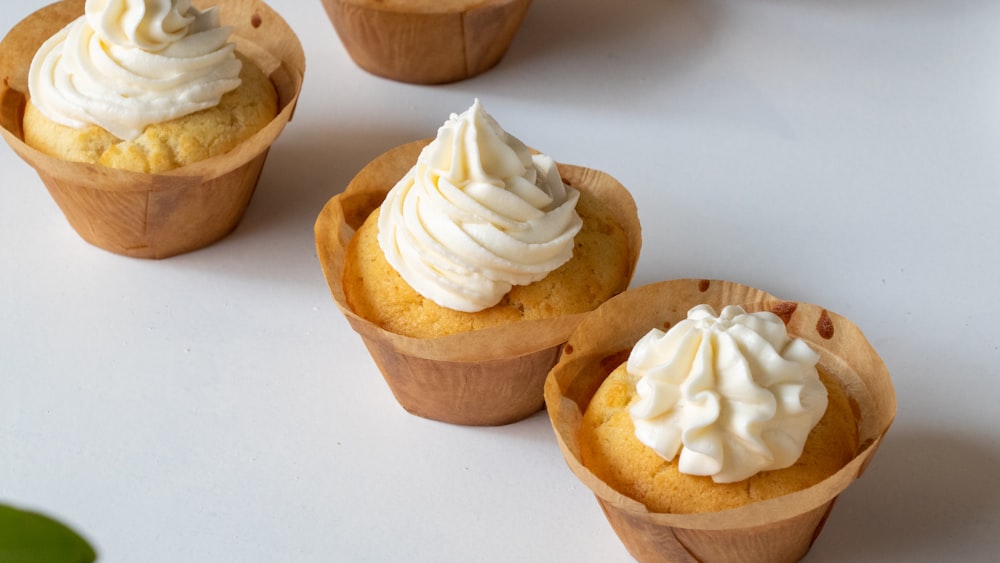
[
  {"x1": 0, "y1": 0, "x2": 305, "y2": 258},
  {"x1": 316, "y1": 100, "x2": 642, "y2": 425},
  {"x1": 580, "y1": 304, "x2": 858, "y2": 514},
  {"x1": 545, "y1": 279, "x2": 896, "y2": 562}
]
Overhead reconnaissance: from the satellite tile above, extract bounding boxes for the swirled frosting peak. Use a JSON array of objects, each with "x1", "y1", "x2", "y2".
[
  {"x1": 628, "y1": 305, "x2": 829, "y2": 483},
  {"x1": 377, "y1": 99, "x2": 583, "y2": 312},
  {"x1": 28, "y1": 0, "x2": 242, "y2": 141}
]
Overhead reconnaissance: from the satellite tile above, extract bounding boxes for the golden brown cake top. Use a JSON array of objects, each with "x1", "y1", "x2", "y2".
[
  {"x1": 623, "y1": 304, "x2": 831, "y2": 484},
  {"x1": 343, "y1": 182, "x2": 631, "y2": 338},
  {"x1": 580, "y1": 362, "x2": 857, "y2": 514},
  {"x1": 28, "y1": 0, "x2": 243, "y2": 141},
  {"x1": 374, "y1": 100, "x2": 584, "y2": 313},
  {"x1": 24, "y1": 54, "x2": 276, "y2": 173}
]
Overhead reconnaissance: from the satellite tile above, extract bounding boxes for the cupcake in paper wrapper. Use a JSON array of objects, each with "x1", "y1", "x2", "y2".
[
  {"x1": 544, "y1": 278, "x2": 896, "y2": 562},
  {"x1": 315, "y1": 138, "x2": 642, "y2": 426},
  {"x1": 320, "y1": 0, "x2": 532, "y2": 84},
  {"x1": 0, "y1": 0, "x2": 306, "y2": 259}
]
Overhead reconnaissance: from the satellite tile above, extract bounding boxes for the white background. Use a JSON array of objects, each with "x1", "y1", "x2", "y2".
[{"x1": 2, "y1": 0, "x2": 999, "y2": 561}]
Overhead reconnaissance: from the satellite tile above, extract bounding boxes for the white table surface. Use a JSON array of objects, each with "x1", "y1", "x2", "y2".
[{"x1": 2, "y1": 1, "x2": 999, "y2": 561}]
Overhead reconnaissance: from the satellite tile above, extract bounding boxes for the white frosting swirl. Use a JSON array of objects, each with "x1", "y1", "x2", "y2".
[
  {"x1": 377, "y1": 99, "x2": 583, "y2": 313},
  {"x1": 628, "y1": 305, "x2": 829, "y2": 483},
  {"x1": 28, "y1": 0, "x2": 242, "y2": 141}
]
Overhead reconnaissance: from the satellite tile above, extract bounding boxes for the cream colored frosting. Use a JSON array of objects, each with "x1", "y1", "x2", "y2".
[
  {"x1": 628, "y1": 304, "x2": 829, "y2": 483},
  {"x1": 377, "y1": 99, "x2": 583, "y2": 313},
  {"x1": 28, "y1": 0, "x2": 242, "y2": 141}
]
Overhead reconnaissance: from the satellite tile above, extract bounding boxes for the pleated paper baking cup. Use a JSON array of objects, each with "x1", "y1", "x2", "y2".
[
  {"x1": 320, "y1": 0, "x2": 532, "y2": 84},
  {"x1": 544, "y1": 279, "x2": 896, "y2": 562},
  {"x1": 315, "y1": 139, "x2": 642, "y2": 426},
  {"x1": 0, "y1": 0, "x2": 305, "y2": 259}
]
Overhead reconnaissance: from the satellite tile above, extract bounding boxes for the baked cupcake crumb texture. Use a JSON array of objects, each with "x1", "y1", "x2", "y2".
[
  {"x1": 25, "y1": 54, "x2": 276, "y2": 173},
  {"x1": 581, "y1": 364, "x2": 857, "y2": 513},
  {"x1": 343, "y1": 100, "x2": 632, "y2": 337},
  {"x1": 345, "y1": 186, "x2": 630, "y2": 337},
  {"x1": 23, "y1": 0, "x2": 277, "y2": 173},
  {"x1": 579, "y1": 308, "x2": 858, "y2": 514}
]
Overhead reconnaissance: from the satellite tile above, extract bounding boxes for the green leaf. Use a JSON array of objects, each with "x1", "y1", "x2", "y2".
[{"x1": 0, "y1": 504, "x2": 97, "y2": 563}]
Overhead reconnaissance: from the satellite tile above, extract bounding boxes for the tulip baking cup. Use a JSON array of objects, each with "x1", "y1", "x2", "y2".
[
  {"x1": 315, "y1": 139, "x2": 641, "y2": 426},
  {"x1": 544, "y1": 279, "x2": 896, "y2": 563},
  {"x1": 0, "y1": 0, "x2": 305, "y2": 258},
  {"x1": 321, "y1": 0, "x2": 532, "y2": 84}
]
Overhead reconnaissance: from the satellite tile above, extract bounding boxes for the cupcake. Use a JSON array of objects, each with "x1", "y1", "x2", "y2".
[
  {"x1": 545, "y1": 279, "x2": 896, "y2": 562},
  {"x1": 0, "y1": 0, "x2": 305, "y2": 258},
  {"x1": 320, "y1": 0, "x2": 532, "y2": 84},
  {"x1": 315, "y1": 99, "x2": 641, "y2": 426}
]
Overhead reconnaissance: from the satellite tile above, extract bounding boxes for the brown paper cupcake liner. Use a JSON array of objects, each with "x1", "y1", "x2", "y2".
[
  {"x1": 315, "y1": 139, "x2": 642, "y2": 426},
  {"x1": 544, "y1": 279, "x2": 896, "y2": 562},
  {"x1": 0, "y1": 0, "x2": 306, "y2": 259},
  {"x1": 320, "y1": 0, "x2": 532, "y2": 84}
]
